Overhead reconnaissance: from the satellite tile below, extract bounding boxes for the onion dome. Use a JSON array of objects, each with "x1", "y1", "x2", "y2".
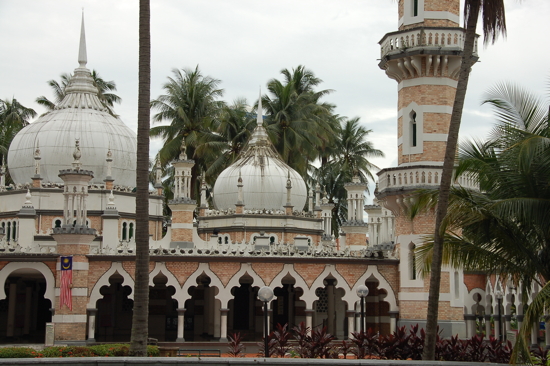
[
  {"x1": 213, "y1": 93, "x2": 307, "y2": 211},
  {"x1": 7, "y1": 15, "x2": 137, "y2": 187}
]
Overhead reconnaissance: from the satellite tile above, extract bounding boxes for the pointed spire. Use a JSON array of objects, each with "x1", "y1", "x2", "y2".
[
  {"x1": 78, "y1": 11, "x2": 87, "y2": 68},
  {"x1": 257, "y1": 87, "x2": 263, "y2": 127},
  {"x1": 72, "y1": 139, "x2": 82, "y2": 170},
  {"x1": 107, "y1": 190, "x2": 115, "y2": 206},
  {"x1": 25, "y1": 189, "x2": 32, "y2": 205}
]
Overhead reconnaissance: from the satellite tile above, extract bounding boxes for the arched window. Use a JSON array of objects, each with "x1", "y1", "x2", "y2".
[
  {"x1": 410, "y1": 110, "x2": 417, "y2": 147},
  {"x1": 224, "y1": 236, "x2": 229, "y2": 244},
  {"x1": 412, "y1": 0, "x2": 419, "y2": 17},
  {"x1": 410, "y1": 243, "x2": 417, "y2": 280},
  {"x1": 122, "y1": 222, "x2": 127, "y2": 241},
  {"x1": 55, "y1": 219, "x2": 62, "y2": 228},
  {"x1": 11, "y1": 222, "x2": 16, "y2": 240},
  {"x1": 129, "y1": 223, "x2": 134, "y2": 240}
]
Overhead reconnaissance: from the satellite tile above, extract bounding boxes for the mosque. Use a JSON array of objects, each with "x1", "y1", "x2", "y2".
[{"x1": 0, "y1": 0, "x2": 542, "y2": 346}]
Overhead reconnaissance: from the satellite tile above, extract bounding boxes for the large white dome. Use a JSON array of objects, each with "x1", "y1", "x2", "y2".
[
  {"x1": 8, "y1": 56, "x2": 136, "y2": 187},
  {"x1": 213, "y1": 114, "x2": 307, "y2": 211}
]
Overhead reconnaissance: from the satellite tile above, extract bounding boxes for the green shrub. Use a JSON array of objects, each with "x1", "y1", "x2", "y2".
[{"x1": 0, "y1": 347, "x2": 36, "y2": 358}]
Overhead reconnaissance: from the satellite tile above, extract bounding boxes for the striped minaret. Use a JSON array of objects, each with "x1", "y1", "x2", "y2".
[{"x1": 376, "y1": 0, "x2": 478, "y2": 338}]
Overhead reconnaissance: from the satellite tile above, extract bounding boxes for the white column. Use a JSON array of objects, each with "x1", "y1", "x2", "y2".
[
  {"x1": 176, "y1": 308, "x2": 185, "y2": 342},
  {"x1": 87, "y1": 308, "x2": 97, "y2": 341},
  {"x1": 327, "y1": 281, "x2": 335, "y2": 335},
  {"x1": 346, "y1": 310, "x2": 355, "y2": 339},
  {"x1": 485, "y1": 315, "x2": 492, "y2": 338},
  {"x1": 531, "y1": 321, "x2": 539, "y2": 347},
  {"x1": 220, "y1": 308, "x2": 229, "y2": 342},
  {"x1": 305, "y1": 309, "x2": 314, "y2": 334},
  {"x1": 389, "y1": 311, "x2": 399, "y2": 334},
  {"x1": 348, "y1": 194, "x2": 354, "y2": 221}
]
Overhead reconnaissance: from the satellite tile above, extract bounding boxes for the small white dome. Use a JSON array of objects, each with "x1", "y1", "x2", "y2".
[
  {"x1": 213, "y1": 110, "x2": 307, "y2": 211},
  {"x1": 8, "y1": 58, "x2": 136, "y2": 187}
]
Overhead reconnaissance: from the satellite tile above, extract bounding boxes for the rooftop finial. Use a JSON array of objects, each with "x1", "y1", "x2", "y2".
[
  {"x1": 78, "y1": 11, "x2": 87, "y2": 68},
  {"x1": 257, "y1": 87, "x2": 263, "y2": 127},
  {"x1": 72, "y1": 139, "x2": 82, "y2": 170},
  {"x1": 179, "y1": 139, "x2": 187, "y2": 160}
]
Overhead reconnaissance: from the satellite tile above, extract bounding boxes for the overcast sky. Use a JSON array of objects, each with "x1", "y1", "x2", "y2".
[{"x1": 1, "y1": 1, "x2": 548, "y2": 201}]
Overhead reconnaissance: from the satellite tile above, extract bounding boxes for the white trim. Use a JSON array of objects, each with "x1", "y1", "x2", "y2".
[
  {"x1": 0, "y1": 262, "x2": 55, "y2": 303},
  {"x1": 171, "y1": 223, "x2": 193, "y2": 229},
  {"x1": 398, "y1": 161, "x2": 444, "y2": 167},
  {"x1": 425, "y1": 11, "x2": 459, "y2": 24},
  {"x1": 399, "y1": 105, "x2": 453, "y2": 117},
  {"x1": 55, "y1": 287, "x2": 88, "y2": 297},
  {"x1": 52, "y1": 314, "x2": 87, "y2": 323},
  {"x1": 87, "y1": 262, "x2": 135, "y2": 308},
  {"x1": 398, "y1": 77, "x2": 458, "y2": 90},
  {"x1": 56, "y1": 261, "x2": 89, "y2": 270},
  {"x1": 399, "y1": 291, "x2": 451, "y2": 302},
  {"x1": 424, "y1": 133, "x2": 448, "y2": 142}
]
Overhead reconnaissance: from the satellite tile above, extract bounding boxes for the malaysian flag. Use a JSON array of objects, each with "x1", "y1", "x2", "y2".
[{"x1": 60, "y1": 256, "x2": 73, "y2": 310}]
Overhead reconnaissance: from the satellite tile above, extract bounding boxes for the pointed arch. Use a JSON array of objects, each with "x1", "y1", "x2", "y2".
[
  {"x1": 87, "y1": 262, "x2": 134, "y2": 308},
  {"x1": 221, "y1": 263, "x2": 265, "y2": 308},
  {"x1": 181, "y1": 263, "x2": 225, "y2": 303},
  {"x1": 149, "y1": 262, "x2": 183, "y2": 305},
  {"x1": 0, "y1": 262, "x2": 55, "y2": 304},
  {"x1": 269, "y1": 264, "x2": 311, "y2": 308},
  {"x1": 342, "y1": 265, "x2": 398, "y2": 311}
]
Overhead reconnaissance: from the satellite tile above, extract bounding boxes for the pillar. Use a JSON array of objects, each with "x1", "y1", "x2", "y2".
[
  {"x1": 389, "y1": 311, "x2": 399, "y2": 334},
  {"x1": 464, "y1": 314, "x2": 476, "y2": 338},
  {"x1": 267, "y1": 309, "x2": 273, "y2": 334},
  {"x1": 485, "y1": 315, "x2": 492, "y2": 338},
  {"x1": 87, "y1": 308, "x2": 97, "y2": 342},
  {"x1": 326, "y1": 280, "x2": 335, "y2": 335},
  {"x1": 305, "y1": 309, "x2": 314, "y2": 334},
  {"x1": 346, "y1": 310, "x2": 355, "y2": 339},
  {"x1": 545, "y1": 316, "x2": 550, "y2": 349},
  {"x1": 531, "y1": 321, "x2": 539, "y2": 348},
  {"x1": 176, "y1": 308, "x2": 186, "y2": 342},
  {"x1": 220, "y1": 308, "x2": 229, "y2": 342},
  {"x1": 494, "y1": 313, "x2": 502, "y2": 340}
]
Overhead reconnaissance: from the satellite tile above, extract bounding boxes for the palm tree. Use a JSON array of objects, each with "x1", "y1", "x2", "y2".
[
  {"x1": 150, "y1": 66, "x2": 225, "y2": 199},
  {"x1": 200, "y1": 98, "x2": 255, "y2": 185},
  {"x1": 423, "y1": 0, "x2": 507, "y2": 359},
  {"x1": 35, "y1": 70, "x2": 121, "y2": 116},
  {"x1": 129, "y1": 0, "x2": 150, "y2": 357},
  {"x1": 0, "y1": 98, "x2": 36, "y2": 183},
  {"x1": 412, "y1": 82, "x2": 549, "y2": 362},
  {"x1": 262, "y1": 66, "x2": 337, "y2": 176},
  {"x1": 313, "y1": 117, "x2": 383, "y2": 236}
]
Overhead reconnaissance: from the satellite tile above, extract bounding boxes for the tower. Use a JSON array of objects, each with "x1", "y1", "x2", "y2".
[{"x1": 376, "y1": 0, "x2": 478, "y2": 337}]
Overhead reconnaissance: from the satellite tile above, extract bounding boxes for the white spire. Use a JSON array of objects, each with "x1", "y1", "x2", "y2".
[
  {"x1": 78, "y1": 11, "x2": 87, "y2": 68},
  {"x1": 257, "y1": 87, "x2": 263, "y2": 127}
]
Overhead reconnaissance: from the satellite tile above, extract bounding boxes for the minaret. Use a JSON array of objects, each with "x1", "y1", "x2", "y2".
[
  {"x1": 376, "y1": 0, "x2": 476, "y2": 337},
  {"x1": 169, "y1": 140, "x2": 196, "y2": 249},
  {"x1": 32, "y1": 142, "x2": 42, "y2": 188},
  {"x1": 340, "y1": 175, "x2": 368, "y2": 248},
  {"x1": 0, "y1": 158, "x2": 5, "y2": 188},
  {"x1": 104, "y1": 148, "x2": 114, "y2": 190},
  {"x1": 154, "y1": 159, "x2": 163, "y2": 195}
]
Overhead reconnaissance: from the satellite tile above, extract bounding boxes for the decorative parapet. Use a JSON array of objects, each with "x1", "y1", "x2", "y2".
[
  {"x1": 377, "y1": 165, "x2": 477, "y2": 194},
  {"x1": 379, "y1": 27, "x2": 477, "y2": 60},
  {"x1": 169, "y1": 197, "x2": 197, "y2": 205},
  {"x1": 201, "y1": 208, "x2": 315, "y2": 218}
]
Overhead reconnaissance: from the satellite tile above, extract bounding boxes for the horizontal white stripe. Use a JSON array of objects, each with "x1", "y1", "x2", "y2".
[
  {"x1": 56, "y1": 262, "x2": 89, "y2": 271},
  {"x1": 425, "y1": 11, "x2": 460, "y2": 23},
  {"x1": 399, "y1": 292, "x2": 451, "y2": 301},
  {"x1": 55, "y1": 287, "x2": 88, "y2": 297},
  {"x1": 398, "y1": 105, "x2": 453, "y2": 117},
  {"x1": 398, "y1": 77, "x2": 457, "y2": 90},
  {"x1": 171, "y1": 223, "x2": 194, "y2": 229},
  {"x1": 52, "y1": 314, "x2": 87, "y2": 323}
]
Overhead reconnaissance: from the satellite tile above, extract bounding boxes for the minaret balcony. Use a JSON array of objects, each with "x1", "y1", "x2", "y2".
[
  {"x1": 376, "y1": 165, "x2": 478, "y2": 199},
  {"x1": 378, "y1": 27, "x2": 478, "y2": 82}
]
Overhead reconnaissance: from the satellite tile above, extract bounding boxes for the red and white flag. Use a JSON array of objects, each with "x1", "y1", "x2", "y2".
[{"x1": 60, "y1": 256, "x2": 73, "y2": 310}]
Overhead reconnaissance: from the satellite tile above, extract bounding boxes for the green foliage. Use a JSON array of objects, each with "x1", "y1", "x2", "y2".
[
  {"x1": 0, "y1": 347, "x2": 36, "y2": 358},
  {"x1": 0, "y1": 344, "x2": 159, "y2": 358}
]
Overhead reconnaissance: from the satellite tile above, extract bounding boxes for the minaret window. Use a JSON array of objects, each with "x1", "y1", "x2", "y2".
[
  {"x1": 413, "y1": 0, "x2": 419, "y2": 17},
  {"x1": 410, "y1": 110, "x2": 417, "y2": 147},
  {"x1": 122, "y1": 222, "x2": 127, "y2": 241},
  {"x1": 410, "y1": 243, "x2": 417, "y2": 280},
  {"x1": 129, "y1": 223, "x2": 134, "y2": 240}
]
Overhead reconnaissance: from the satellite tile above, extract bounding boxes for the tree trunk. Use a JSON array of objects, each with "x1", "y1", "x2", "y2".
[
  {"x1": 129, "y1": 0, "x2": 151, "y2": 357},
  {"x1": 422, "y1": 1, "x2": 480, "y2": 360}
]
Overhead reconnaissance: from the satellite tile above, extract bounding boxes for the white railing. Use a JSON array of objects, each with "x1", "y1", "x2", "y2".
[
  {"x1": 378, "y1": 166, "x2": 478, "y2": 192},
  {"x1": 380, "y1": 28, "x2": 478, "y2": 59}
]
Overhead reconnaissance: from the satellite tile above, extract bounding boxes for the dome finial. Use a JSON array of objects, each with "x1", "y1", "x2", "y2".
[
  {"x1": 78, "y1": 10, "x2": 87, "y2": 68},
  {"x1": 72, "y1": 139, "x2": 82, "y2": 170},
  {"x1": 257, "y1": 87, "x2": 263, "y2": 127},
  {"x1": 179, "y1": 139, "x2": 187, "y2": 160}
]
